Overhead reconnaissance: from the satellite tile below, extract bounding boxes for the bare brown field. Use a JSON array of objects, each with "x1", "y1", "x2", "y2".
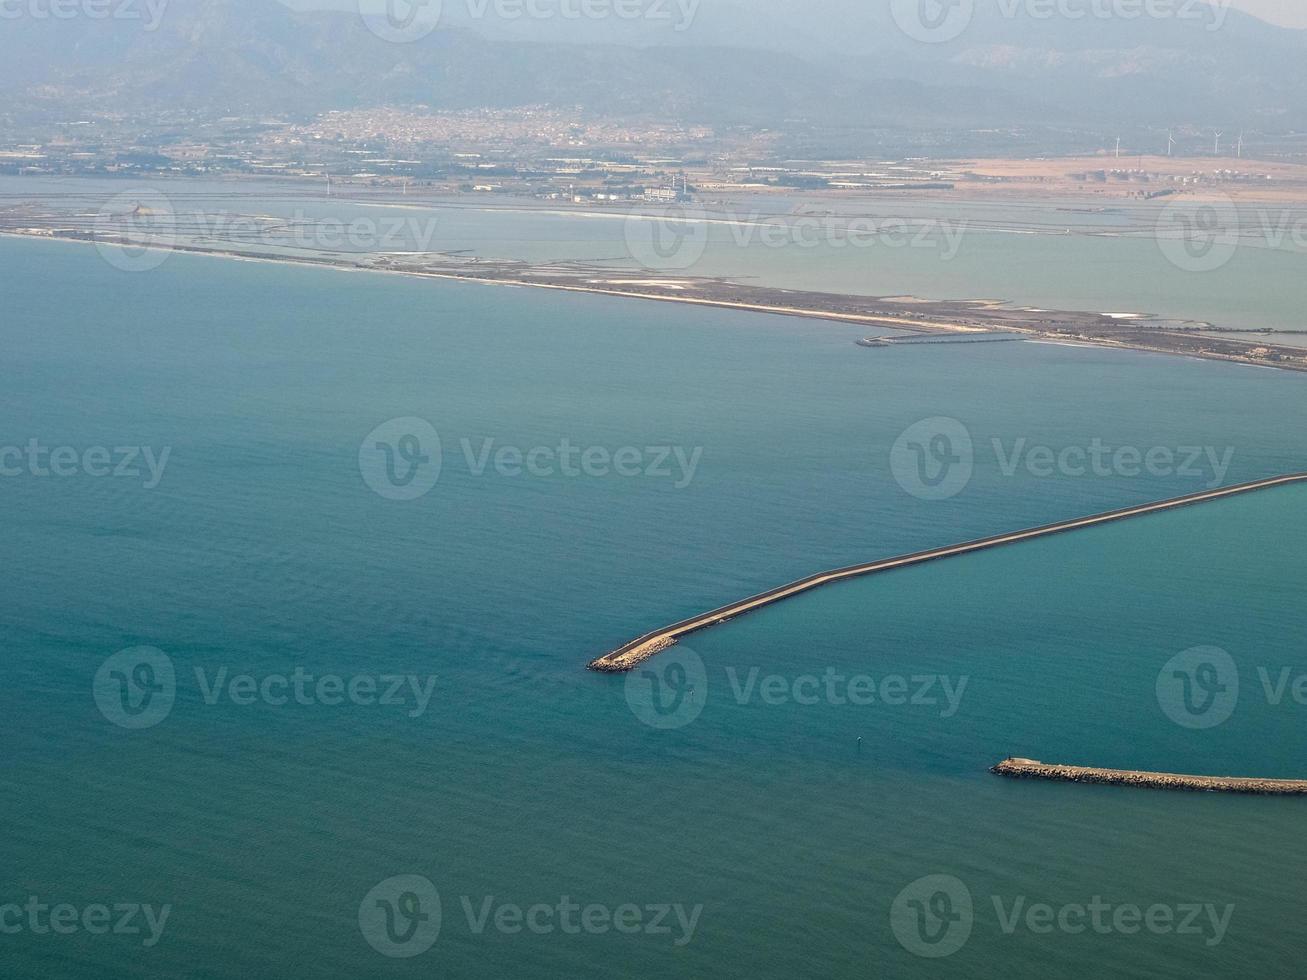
[{"x1": 948, "y1": 155, "x2": 1307, "y2": 203}]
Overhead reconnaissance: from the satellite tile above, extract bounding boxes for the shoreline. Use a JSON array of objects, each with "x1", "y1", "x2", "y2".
[
  {"x1": 587, "y1": 473, "x2": 1307, "y2": 672},
  {"x1": 4, "y1": 229, "x2": 1306, "y2": 373},
  {"x1": 0, "y1": 230, "x2": 983, "y2": 333},
  {"x1": 992, "y1": 758, "x2": 1307, "y2": 796}
]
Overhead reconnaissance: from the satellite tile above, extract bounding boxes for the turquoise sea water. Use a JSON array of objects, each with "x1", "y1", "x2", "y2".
[{"x1": 2, "y1": 235, "x2": 1307, "y2": 978}]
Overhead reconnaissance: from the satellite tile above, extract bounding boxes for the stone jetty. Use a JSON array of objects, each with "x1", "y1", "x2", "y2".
[
  {"x1": 991, "y1": 758, "x2": 1307, "y2": 796},
  {"x1": 588, "y1": 473, "x2": 1307, "y2": 672}
]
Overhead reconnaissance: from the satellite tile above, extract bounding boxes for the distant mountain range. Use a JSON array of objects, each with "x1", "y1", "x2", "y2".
[{"x1": 3, "y1": 0, "x2": 1305, "y2": 137}]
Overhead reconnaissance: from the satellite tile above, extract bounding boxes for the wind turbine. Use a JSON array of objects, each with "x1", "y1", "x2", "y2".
[
  {"x1": 1236, "y1": 132, "x2": 1244, "y2": 159},
  {"x1": 1213, "y1": 130, "x2": 1224, "y2": 156},
  {"x1": 1167, "y1": 130, "x2": 1175, "y2": 157},
  {"x1": 1115, "y1": 136, "x2": 1121, "y2": 159}
]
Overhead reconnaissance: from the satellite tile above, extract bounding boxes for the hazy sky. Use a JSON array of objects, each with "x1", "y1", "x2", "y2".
[
  {"x1": 1232, "y1": 0, "x2": 1307, "y2": 28},
  {"x1": 343, "y1": 0, "x2": 1307, "y2": 29}
]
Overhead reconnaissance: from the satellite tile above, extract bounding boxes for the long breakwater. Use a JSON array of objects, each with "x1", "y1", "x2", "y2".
[
  {"x1": 588, "y1": 472, "x2": 1307, "y2": 672},
  {"x1": 991, "y1": 758, "x2": 1307, "y2": 795}
]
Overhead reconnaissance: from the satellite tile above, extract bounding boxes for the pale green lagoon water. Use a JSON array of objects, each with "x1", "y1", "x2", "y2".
[
  {"x1": 2, "y1": 233, "x2": 1306, "y2": 978},
  {"x1": 4, "y1": 175, "x2": 1306, "y2": 332}
]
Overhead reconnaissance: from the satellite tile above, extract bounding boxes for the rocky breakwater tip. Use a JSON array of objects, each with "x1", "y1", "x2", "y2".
[{"x1": 587, "y1": 635, "x2": 678, "y2": 673}]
